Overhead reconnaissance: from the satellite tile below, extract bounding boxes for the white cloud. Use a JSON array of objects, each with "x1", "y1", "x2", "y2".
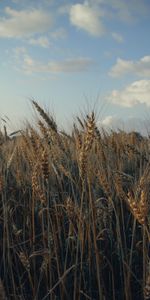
[
  {"x1": 24, "y1": 57, "x2": 94, "y2": 74},
  {"x1": 58, "y1": 3, "x2": 71, "y2": 15},
  {"x1": 69, "y1": 2, "x2": 105, "y2": 36},
  {"x1": 90, "y1": 0, "x2": 150, "y2": 22},
  {"x1": 109, "y1": 56, "x2": 150, "y2": 77},
  {"x1": 99, "y1": 115, "x2": 150, "y2": 135},
  {"x1": 13, "y1": 49, "x2": 94, "y2": 74},
  {"x1": 13, "y1": 47, "x2": 27, "y2": 56},
  {"x1": 111, "y1": 32, "x2": 124, "y2": 43},
  {"x1": 0, "y1": 7, "x2": 53, "y2": 38},
  {"x1": 108, "y1": 80, "x2": 150, "y2": 107},
  {"x1": 51, "y1": 28, "x2": 67, "y2": 39},
  {"x1": 69, "y1": 0, "x2": 149, "y2": 38},
  {"x1": 101, "y1": 115, "x2": 123, "y2": 127},
  {"x1": 28, "y1": 36, "x2": 50, "y2": 48}
]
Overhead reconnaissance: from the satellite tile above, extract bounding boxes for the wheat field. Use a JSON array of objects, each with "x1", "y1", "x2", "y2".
[{"x1": 0, "y1": 100, "x2": 150, "y2": 299}]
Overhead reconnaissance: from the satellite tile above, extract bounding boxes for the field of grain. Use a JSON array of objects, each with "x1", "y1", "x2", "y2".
[{"x1": 0, "y1": 100, "x2": 150, "y2": 299}]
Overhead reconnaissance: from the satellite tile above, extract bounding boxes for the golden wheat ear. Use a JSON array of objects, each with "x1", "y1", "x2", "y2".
[{"x1": 32, "y1": 100, "x2": 57, "y2": 132}]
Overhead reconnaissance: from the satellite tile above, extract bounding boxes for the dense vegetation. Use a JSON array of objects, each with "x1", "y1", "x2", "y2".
[{"x1": 0, "y1": 101, "x2": 150, "y2": 299}]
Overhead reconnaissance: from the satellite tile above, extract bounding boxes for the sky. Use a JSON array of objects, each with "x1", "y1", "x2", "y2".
[{"x1": 0, "y1": 0, "x2": 150, "y2": 134}]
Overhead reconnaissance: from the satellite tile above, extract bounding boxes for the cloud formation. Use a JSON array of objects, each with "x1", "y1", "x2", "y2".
[
  {"x1": 68, "y1": 0, "x2": 149, "y2": 38},
  {"x1": 0, "y1": 7, "x2": 53, "y2": 38},
  {"x1": 28, "y1": 36, "x2": 50, "y2": 48},
  {"x1": 14, "y1": 48, "x2": 94, "y2": 74},
  {"x1": 101, "y1": 115, "x2": 123, "y2": 128},
  {"x1": 111, "y1": 32, "x2": 124, "y2": 43},
  {"x1": 24, "y1": 57, "x2": 94, "y2": 74},
  {"x1": 69, "y1": 3, "x2": 105, "y2": 36},
  {"x1": 109, "y1": 56, "x2": 150, "y2": 77},
  {"x1": 108, "y1": 79, "x2": 150, "y2": 107},
  {"x1": 99, "y1": 115, "x2": 150, "y2": 135},
  {"x1": 51, "y1": 28, "x2": 67, "y2": 39},
  {"x1": 89, "y1": 0, "x2": 150, "y2": 22}
]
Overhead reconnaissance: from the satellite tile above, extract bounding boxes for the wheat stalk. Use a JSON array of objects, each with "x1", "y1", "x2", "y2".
[
  {"x1": 32, "y1": 100, "x2": 57, "y2": 132},
  {"x1": 0, "y1": 280, "x2": 6, "y2": 300}
]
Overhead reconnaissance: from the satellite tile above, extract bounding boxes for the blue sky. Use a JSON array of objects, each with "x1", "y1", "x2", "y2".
[{"x1": 0, "y1": 0, "x2": 150, "y2": 133}]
